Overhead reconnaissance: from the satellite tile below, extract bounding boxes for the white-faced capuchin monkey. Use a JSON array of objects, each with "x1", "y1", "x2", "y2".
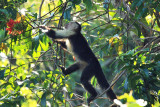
[{"x1": 40, "y1": 22, "x2": 117, "y2": 106}]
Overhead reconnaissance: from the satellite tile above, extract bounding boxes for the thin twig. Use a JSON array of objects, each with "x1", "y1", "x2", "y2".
[
  {"x1": 58, "y1": 1, "x2": 68, "y2": 28},
  {"x1": 141, "y1": 36, "x2": 160, "y2": 50},
  {"x1": 84, "y1": 12, "x2": 108, "y2": 22},
  {"x1": 9, "y1": 59, "x2": 54, "y2": 73},
  {"x1": 33, "y1": 47, "x2": 53, "y2": 69},
  {"x1": 25, "y1": 14, "x2": 39, "y2": 27},
  {"x1": 38, "y1": 2, "x2": 65, "y2": 20},
  {"x1": 120, "y1": 20, "x2": 136, "y2": 37},
  {"x1": 25, "y1": 18, "x2": 35, "y2": 28},
  {"x1": 8, "y1": 37, "x2": 13, "y2": 81},
  {"x1": 0, "y1": 36, "x2": 11, "y2": 43},
  {"x1": 88, "y1": 12, "x2": 118, "y2": 32},
  {"x1": 39, "y1": 0, "x2": 45, "y2": 24},
  {"x1": 44, "y1": 5, "x2": 62, "y2": 25}
]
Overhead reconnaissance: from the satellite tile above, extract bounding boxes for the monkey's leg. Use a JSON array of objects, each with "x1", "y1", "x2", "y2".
[
  {"x1": 80, "y1": 65, "x2": 97, "y2": 105},
  {"x1": 95, "y1": 70, "x2": 117, "y2": 101},
  {"x1": 62, "y1": 62, "x2": 80, "y2": 75}
]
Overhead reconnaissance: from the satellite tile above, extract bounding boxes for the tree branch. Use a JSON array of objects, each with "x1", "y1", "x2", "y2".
[{"x1": 39, "y1": 0, "x2": 45, "y2": 24}]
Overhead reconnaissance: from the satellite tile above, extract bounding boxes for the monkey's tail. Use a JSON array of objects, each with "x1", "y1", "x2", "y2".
[{"x1": 95, "y1": 70, "x2": 117, "y2": 101}]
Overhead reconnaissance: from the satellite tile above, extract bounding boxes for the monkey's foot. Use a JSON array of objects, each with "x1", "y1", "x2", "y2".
[{"x1": 58, "y1": 65, "x2": 67, "y2": 75}]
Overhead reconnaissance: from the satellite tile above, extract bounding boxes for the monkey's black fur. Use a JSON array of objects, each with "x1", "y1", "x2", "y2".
[{"x1": 43, "y1": 22, "x2": 117, "y2": 105}]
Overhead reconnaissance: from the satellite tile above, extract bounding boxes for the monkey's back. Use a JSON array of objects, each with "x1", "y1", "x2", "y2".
[{"x1": 68, "y1": 33, "x2": 98, "y2": 63}]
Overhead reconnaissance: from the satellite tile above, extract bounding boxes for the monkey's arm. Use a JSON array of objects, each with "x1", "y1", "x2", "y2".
[
  {"x1": 60, "y1": 62, "x2": 80, "y2": 75},
  {"x1": 40, "y1": 26, "x2": 75, "y2": 39},
  {"x1": 40, "y1": 26, "x2": 69, "y2": 50}
]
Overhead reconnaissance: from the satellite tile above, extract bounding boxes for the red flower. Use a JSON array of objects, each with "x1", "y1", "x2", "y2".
[
  {"x1": 7, "y1": 19, "x2": 15, "y2": 28},
  {"x1": 6, "y1": 28, "x2": 13, "y2": 34},
  {"x1": 6, "y1": 19, "x2": 23, "y2": 35}
]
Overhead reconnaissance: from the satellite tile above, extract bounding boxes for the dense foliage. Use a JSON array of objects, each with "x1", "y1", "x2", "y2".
[{"x1": 0, "y1": 0, "x2": 160, "y2": 107}]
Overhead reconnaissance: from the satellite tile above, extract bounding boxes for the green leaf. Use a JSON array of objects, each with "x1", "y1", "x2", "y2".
[
  {"x1": 155, "y1": 54, "x2": 160, "y2": 61},
  {"x1": 32, "y1": 33, "x2": 45, "y2": 51},
  {"x1": 143, "y1": 69, "x2": 149, "y2": 78},
  {"x1": 103, "y1": 0, "x2": 109, "y2": 9},
  {"x1": 39, "y1": 40, "x2": 48, "y2": 51},
  {"x1": 131, "y1": 0, "x2": 139, "y2": 10},
  {"x1": 64, "y1": 6, "x2": 72, "y2": 21},
  {"x1": 33, "y1": 13, "x2": 38, "y2": 19},
  {"x1": 71, "y1": 0, "x2": 81, "y2": 8},
  {"x1": 133, "y1": 23, "x2": 141, "y2": 37},
  {"x1": 32, "y1": 35, "x2": 40, "y2": 51},
  {"x1": 83, "y1": 0, "x2": 92, "y2": 12},
  {"x1": 135, "y1": 4, "x2": 143, "y2": 19},
  {"x1": 41, "y1": 92, "x2": 47, "y2": 107},
  {"x1": 138, "y1": 7, "x2": 149, "y2": 19},
  {"x1": 91, "y1": 76, "x2": 97, "y2": 87},
  {"x1": 22, "y1": 0, "x2": 27, "y2": 3},
  {"x1": 0, "y1": 29, "x2": 5, "y2": 41},
  {"x1": 141, "y1": 56, "x2": 146, "y2": 63},
  {"x1": 124, "y1": 78, "x2": 128, "y2": 90},
  {"x1": 0, "y1": 9, "x2": 9, "y2": 17},
  {"x1": 129, "y1": 75, "x2": 141, "y2": 89},
  {"x1": 6, "y1": 7, "x2": 17, "y2": 20},
  {"x1": 12, "y1": 35, "x2": 18, "y2": 43},
  {"x1": 136, "y1": 0, "x2": 144, "y2": 8},
  {"x1": 32, "y1": 45, "x2": 41, "y2": 60},
  {"x1": 156, "y1": 4, "x2": 160, "y2": 12},
  {"x1": 0, "y1": 70, "x2": 5, "y2": 79}
]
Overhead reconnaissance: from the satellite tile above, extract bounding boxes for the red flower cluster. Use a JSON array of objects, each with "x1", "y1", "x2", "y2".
[
  {"x1": 6, "y1": 19, "x2": 22, "y2": 35},
  {"x1": 6, "y1": 19, "x2": 15, "y2": 34}
]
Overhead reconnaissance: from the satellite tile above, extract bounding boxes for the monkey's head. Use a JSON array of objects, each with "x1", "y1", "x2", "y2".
[{"x1": 65, "y1": 21, "x2": 81, "y2": 32}]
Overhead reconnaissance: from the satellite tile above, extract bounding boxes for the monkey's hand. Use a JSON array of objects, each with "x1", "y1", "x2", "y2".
[
  {"x1": 39, "y1": 25, "x2": 51, "y2": 31},
  {"x1": 58, "y1": 65, "x2": 67, "y2": 75},
  {"x1": 39, "y1": 25, "x2": 56, "y2": 39}
]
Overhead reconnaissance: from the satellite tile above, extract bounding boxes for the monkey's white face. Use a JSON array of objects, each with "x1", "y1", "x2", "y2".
[{"x1": 65, "y1": 22, "x2": 79, "y2": 31}]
